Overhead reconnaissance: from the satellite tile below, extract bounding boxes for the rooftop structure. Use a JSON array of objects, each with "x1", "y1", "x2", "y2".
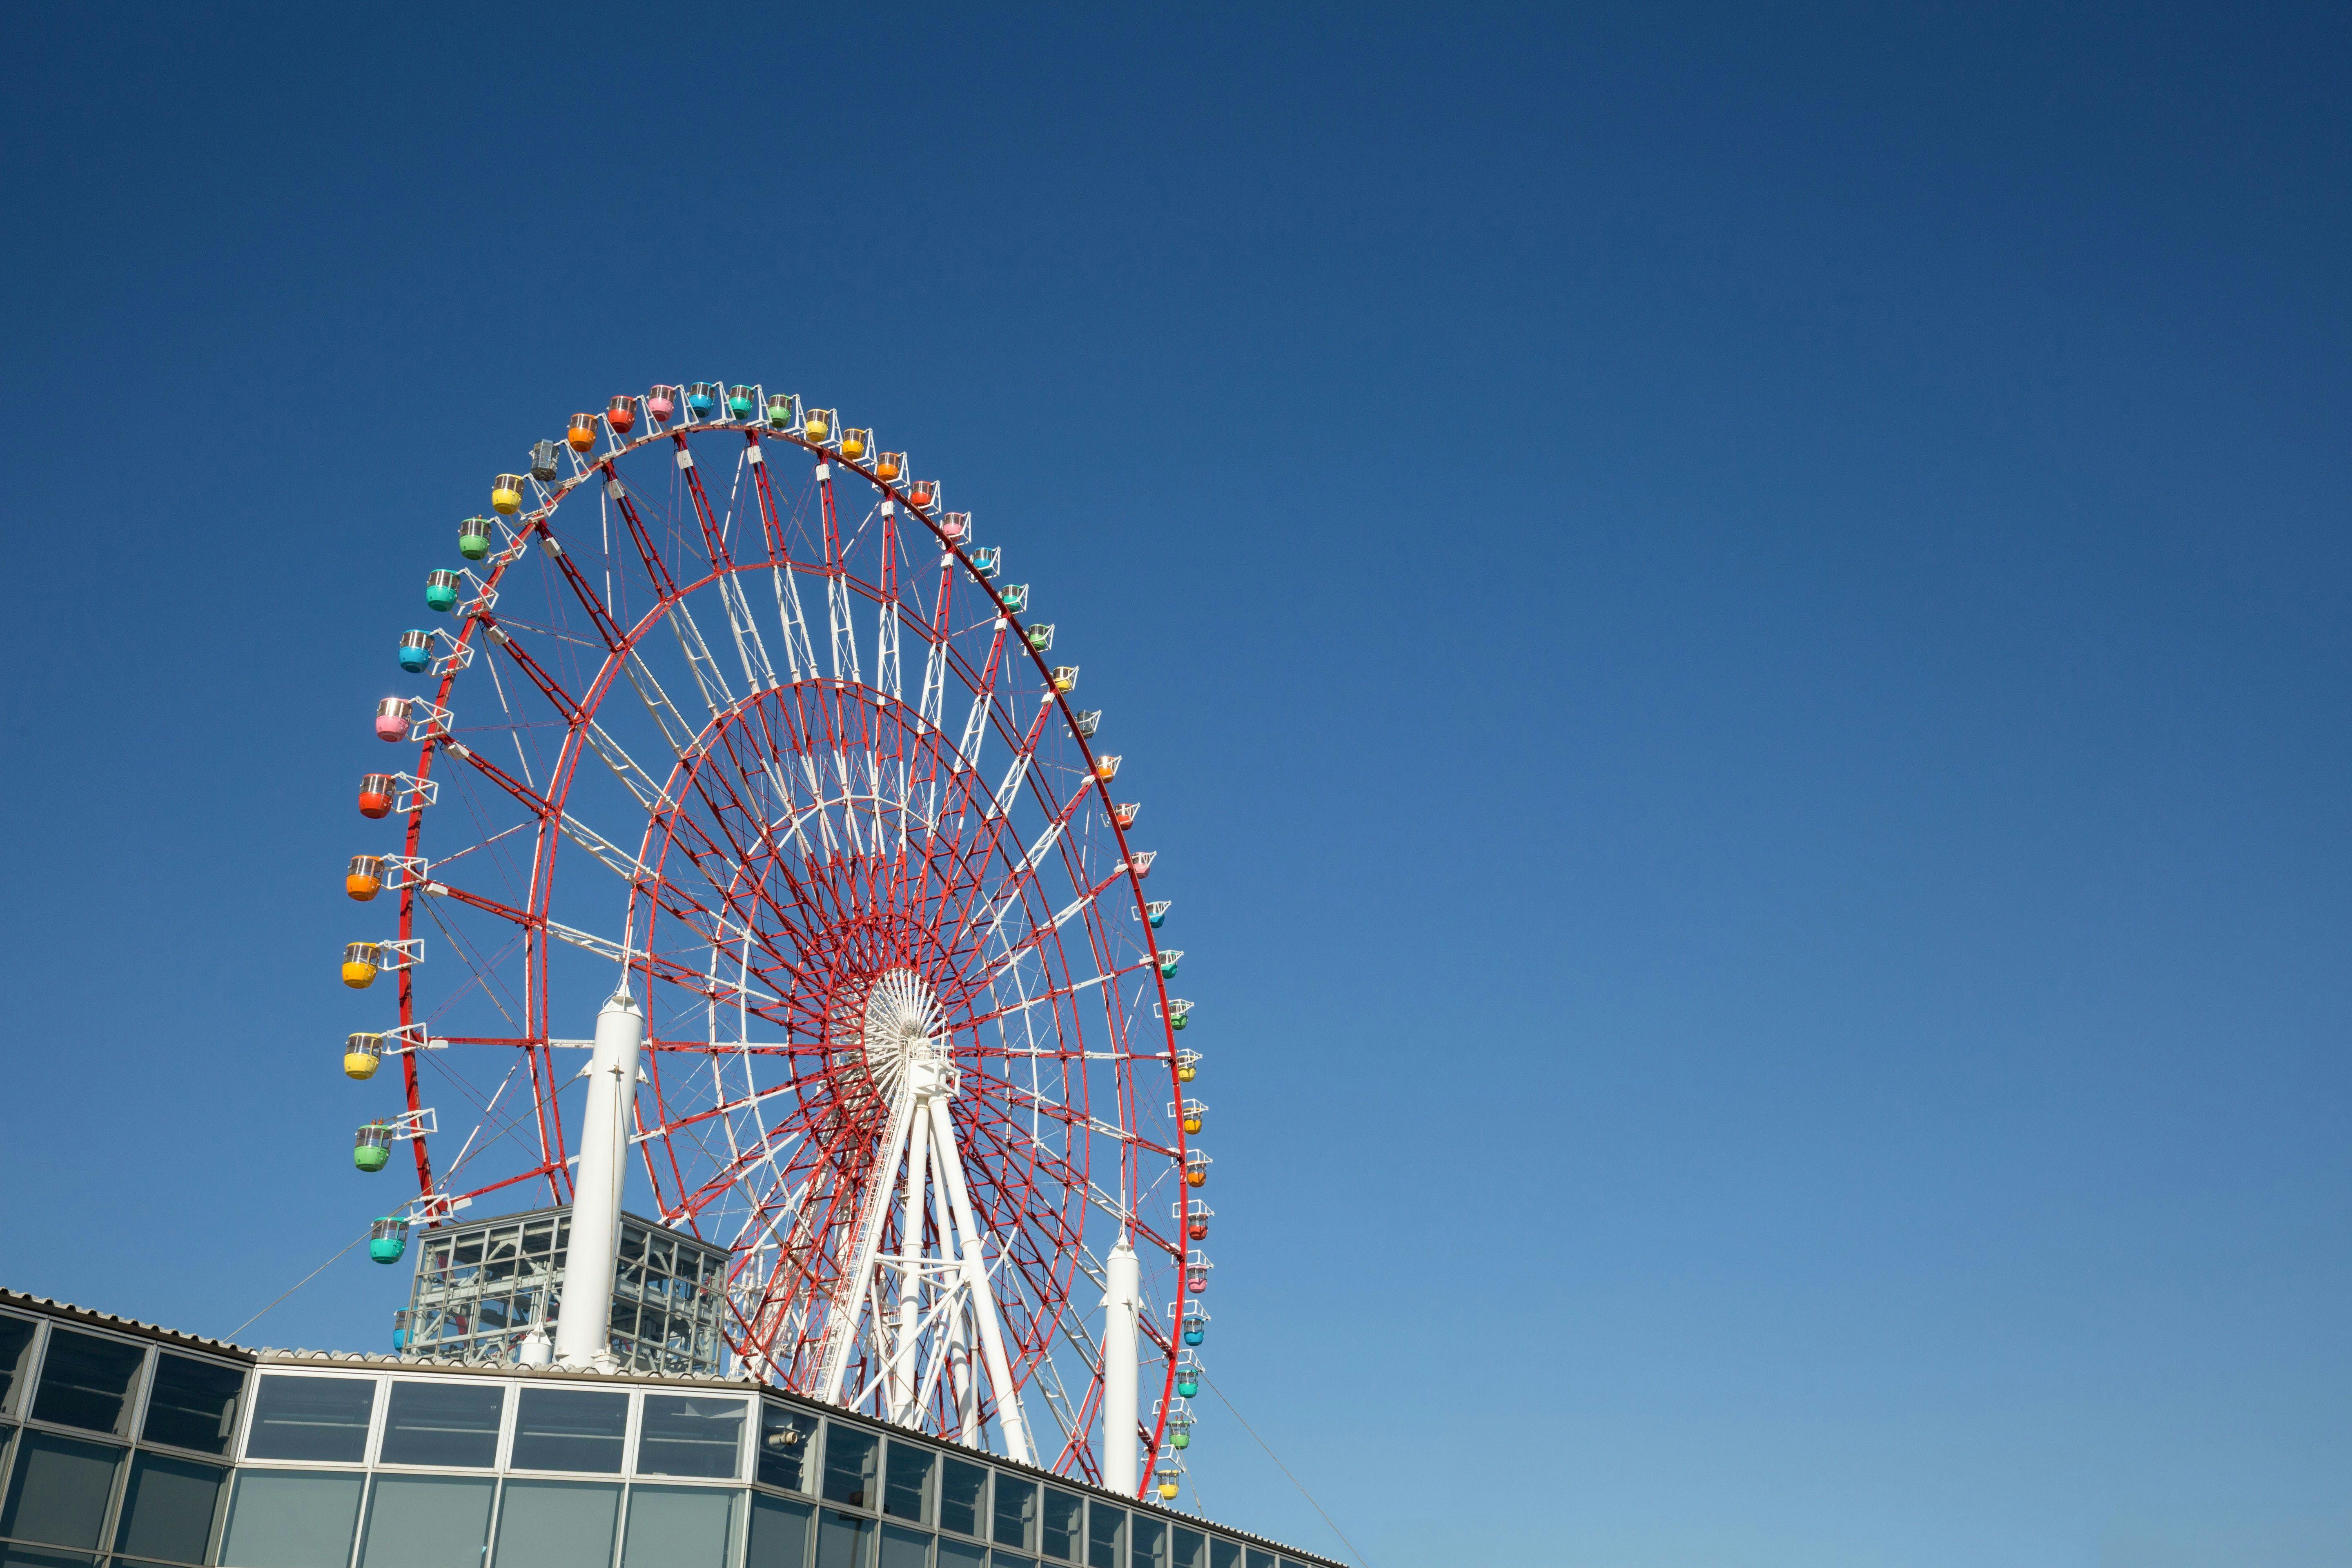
[{"x1": 399, "y1": 1207, "x2": 730, "y2": 1377}]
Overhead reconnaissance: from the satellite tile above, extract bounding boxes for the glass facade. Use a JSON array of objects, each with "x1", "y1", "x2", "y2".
[
  {"x1": 0, "y1": 1300, "x2": 1338, "y2": 1568},
  {"x1": 0, "y1": 1308, "x2": 241, "y2": 1568}
]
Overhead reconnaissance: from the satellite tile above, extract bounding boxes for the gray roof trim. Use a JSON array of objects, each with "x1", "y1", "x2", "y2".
[{"x1": 0, "y1": 1287, "x2": 257, "y2": 1362}]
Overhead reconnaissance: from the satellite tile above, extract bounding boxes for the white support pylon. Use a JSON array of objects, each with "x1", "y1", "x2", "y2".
[
  {"x1": 817, "y1": 1088, "x2": 921, "y2": 1401},
  {"x1": 892, "y1": 1103, "x2": 932, "y2": 1422},
  {"x1": 1102, "y1": 1234, "x2": 1141, "y2": 1497},
  {"x1": 931, "y1": 1165, "x2": 980, "y2": 1447},
  {"x1": 928, "y1": 1091, "x2": 1036, "y2": 1466},
  {"x1": 556, "y1": 987, "x2": 644, "y2": 1370}
]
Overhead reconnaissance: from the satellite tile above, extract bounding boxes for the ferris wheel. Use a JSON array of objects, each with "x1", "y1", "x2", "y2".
[{"x1": 334, "y1": 381, "x2": 1213, "y2": 1497}]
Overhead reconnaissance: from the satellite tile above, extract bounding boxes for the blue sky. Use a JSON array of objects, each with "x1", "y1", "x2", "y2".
[{"x1": 4, "y1": 6, "x2": 2349, "y2": 1565}]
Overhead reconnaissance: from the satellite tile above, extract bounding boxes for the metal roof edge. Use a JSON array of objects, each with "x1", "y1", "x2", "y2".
[{"x1": 0, "y1": 1286, "x2": 258, "y2": 1362}]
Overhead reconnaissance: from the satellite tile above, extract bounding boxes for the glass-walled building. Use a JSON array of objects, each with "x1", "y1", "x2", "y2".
[
  {"x1": 400, "y1": 1207, "x2": 730, "y2": 1375},
  {"x1": 0, "y1": 1290, "x2": 1339, "y2": 1568}
]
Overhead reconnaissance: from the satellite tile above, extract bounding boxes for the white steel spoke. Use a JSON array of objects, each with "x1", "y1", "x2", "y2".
[
  {"x1": 666, "y1": 598, "x2": 737, "y2": 719},
  {"x1": 771, "y1": 564, "x2": 821, "y2": 683}
]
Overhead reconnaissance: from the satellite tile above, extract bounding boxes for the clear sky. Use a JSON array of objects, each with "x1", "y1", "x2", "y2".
[{"x1": 3, "y1": 6, "x2": 2348, "y2": 1566}]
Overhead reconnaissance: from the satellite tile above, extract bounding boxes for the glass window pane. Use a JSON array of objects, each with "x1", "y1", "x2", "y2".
[
  {"x1": 1170, "y1": 1528, "x2": 1205, "y2": 1568},
  {"x1": 992, "y1": 1479, "x2": 1035, "y2": 1551},
  {"x1": 1131, "y1": 1517, "x2": 1165, "y2": 1568},
  {"x1": 937, "y1": 1459, "x2": 985, "y2": 1539},
  {"x1": 1039, "y1": 1490, "x2": 1080, "y2": 1562},
  {"x1": 1242, "y1": 1552, "x2": 1274, "y2": 1568},
  {"x1": 882, "y1": 1443, "x2": 932, "y2": 1523},
  {"x1": 114, "y1": 1451, "x2": 227, "y2": 1565},
  {"x1": 490, "y1": 1479, "x2": 619, "y2": 1568},
  {"x1": 29, "y1": 1331, "x2": 143, "y2": 1436},
  {"x1": 0, "y1": 1315, "x2": 36, "y2": 1417},
  {"x1": 509, "y1": 1388, "x2": 627, "y2": 1473},
  {"x1": 821, "y1": 1425, "x2": 877, "y2": 1509},
  {"x1": 879, "y1": 1524, "x2": 932, "y2": 1568},
  {"x1": 636, "y1": 1396, "x2": 745, "y2": 1479},
  {"x1": 356, "y1": 1474, "x2": 494, "y2": 1568},
  {"x1": 378, "y1": 1381, "x2": 503, "y2": 1468},
  {"x1": 1086, "y1": 1506, "x2": 1123, "y2": 1568},
  {"x1": 1206, "y1": 1544, "x2": 1239, "y2": 1568},
  {"x1": 815, "y1": 1510, "x2": 873, "y2": 1568},
  {"x1": 219, "y1": 1469, "x2": 365, "y2": 1568},
  {"x1": 0, "y1": 1431, "x2": 121, "y2": 1550},
  {"x1": 991, "y1": 1557, "x2": 1036, "y2": 1568},
  {"x1": 756, "y1": 1406, "x2": 818, "y2": 1494},
  {"x1": 746, "y1": 1494, "x2": 815, "y2": 1568},
  {"x1": 0, "y1": 1547, "x2": 96, "y2": 1568},
  {"x1": 243, "y1": 1376, "x2": 377, "y2": 1463},
  {"x1": 141, "y1": 1354, "x2": 245, "y2": 1456},
  {"x1": 939, "y1": 1543, "x2": 986, "y2": 1568},
  {"x1": 620, "y1": 1484, "x2": 737, "y2": 1568}
]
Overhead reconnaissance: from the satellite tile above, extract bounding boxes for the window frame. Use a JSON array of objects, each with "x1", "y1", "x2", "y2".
[
  {"x1": 1038, "y1": 1485, "x2": 1085, "y2": 1564},
  {"x1": 880, "y1": 1437, "x2": 936, "y2": 1527},
  {"x1": 500, "y1": 1383, "x2": 634, "y2": 1479},
  {"x1": 630, "y1": 1391, "x2": 751, "y2": 1483},
  {"x1": 217, "y1": 1463, "x2": 370, "y2": 1568},
  {"x1": 0, "y1": 1310, "x2": 42, "y2": 1422},
  {"x1": 1085, "y1": 1499, "x2": 1126, "y2": 1568},
  {"x1": 353, "y1": 1466, "x2": 501, "y2": 1568},
  {"x1": 488, "y1": 1472, "x2": 626, "y2": 1568},
  {"x1": 20, "y1": 1320, "x2": 153, "y2": 1444},
  {"x1": 614, "y1": 1477, "x2": 748, "y2": 1568},
  {"x1": 372, "y1": 1374, "x2": 513, "y2": 1473},
  {"x1": 990, "y1": 1471, "x2": 1039, "y2": 1554},
  {"x1": 136, "y1": 1348, "x2": 251, "y2": 1463},
  {"x1": 751, "y1": 1401, "x2": 820, "y2": 1500},
  {"x1": 935, "y1": 1452, "x2": 991, "y2": 1543},
  {"x1": 817, "y1": 1417, "x2": 882, "y2": 1515},
  {"x1": 0, "y1": 1421, "x2": 133, "y2": 1556},
  {"x1": 234, "y1": 1368, "x2": 385, "y2": 1470},
  {"x1": 111, "y1": 1445, "x2": 235, "y2": 1568}
]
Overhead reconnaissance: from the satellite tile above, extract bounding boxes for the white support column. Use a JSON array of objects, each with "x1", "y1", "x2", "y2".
[
  {"x1": 927, "y1": 1095, "x2": 1036, "y2": 1466},
  {"x1": 930, "y1": 1163, "x2": 979, "y2": 1447},
  {"x1": 556, "y1": 987, "x2": 644, "y2": 1370},
  {"x1": 818, "y1": 1089, "x2": 921, "y2": 1404},
  {"x1": 891, "y1": 1118, "x2": 932, "y2": 1422},
  {"x1": 1102, "y1": 1235, "x2": 1140, "y2": 1497}
]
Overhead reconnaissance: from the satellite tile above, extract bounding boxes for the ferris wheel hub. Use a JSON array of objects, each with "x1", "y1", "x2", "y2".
[{"x1": 847, "y1": 967, "x2": 950, "y2": 1101}]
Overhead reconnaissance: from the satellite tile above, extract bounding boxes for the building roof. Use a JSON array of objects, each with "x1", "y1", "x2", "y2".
[
  {"x1": 0, "y1": 1287, "x2": 257, "y2": 1361},
  {"x1": 0, "y1": 1285, "x2": 1348, "y2": 1568}
]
